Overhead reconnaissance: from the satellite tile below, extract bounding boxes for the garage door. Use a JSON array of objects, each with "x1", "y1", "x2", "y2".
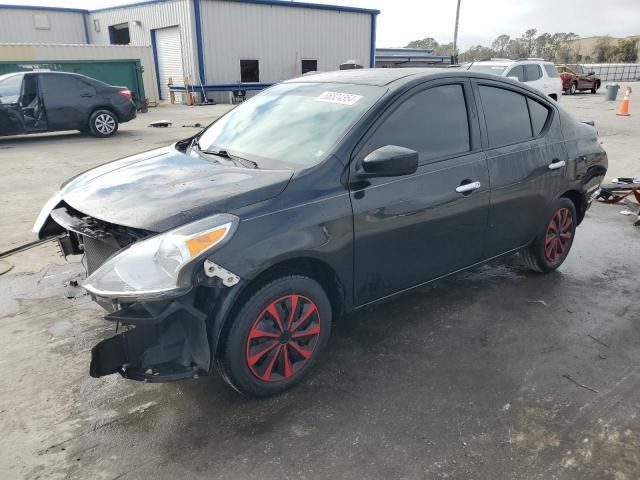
[{"x1": 154, "y1": 26, "x2": 184, "y2": 100}]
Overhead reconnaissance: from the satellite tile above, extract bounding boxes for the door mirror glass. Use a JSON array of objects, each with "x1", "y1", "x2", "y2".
[{"x1": 360, "y1": 145, "x2": 418, "y2": 178}]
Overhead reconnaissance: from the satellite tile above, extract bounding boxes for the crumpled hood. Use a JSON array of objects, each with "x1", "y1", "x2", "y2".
[{"x1": 61, "y1": 145, "x2": 293, "y2": 232}]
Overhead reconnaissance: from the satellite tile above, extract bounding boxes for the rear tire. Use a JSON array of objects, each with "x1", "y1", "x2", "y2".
[
  {"x1": 89, "y1": 109, "x2": 118, "y2": 137},
  {"x1": 521, "y1": 198, "x2": 577, "y2": 273},
  {"x1": 220, "y1": 275, "x2": 332, "y2": 397}
]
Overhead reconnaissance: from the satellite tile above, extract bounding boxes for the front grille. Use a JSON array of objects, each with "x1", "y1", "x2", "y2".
[{"x1": 83, "y1": 236, "x2": 119, "y2": 275}]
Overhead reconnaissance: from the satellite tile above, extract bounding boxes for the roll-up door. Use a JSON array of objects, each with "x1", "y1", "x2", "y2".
[{"x1": 154, "y1": 26, "x2": 184, "y2": 100}]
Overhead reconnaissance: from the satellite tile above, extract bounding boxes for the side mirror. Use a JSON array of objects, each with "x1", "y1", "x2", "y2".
[
  {"x1": 359, "y1": 145, "x2": 418, "y2": 178},
  {"x1": 588, "y1": 71, "x2": 596, "y2": 76}
]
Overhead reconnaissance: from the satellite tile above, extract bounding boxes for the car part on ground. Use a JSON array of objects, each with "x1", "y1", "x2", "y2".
[
  {"x1": 34, "y1": 68, "x2": 608, "y2": 397},
  {"x1": 149, "y1": 120, "x2": 173, "y2": 128}
]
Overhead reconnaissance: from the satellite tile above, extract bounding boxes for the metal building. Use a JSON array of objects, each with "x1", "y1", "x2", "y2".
[
  {"x1": 0, "y1": 1, "x2": 379, "y2": 103},
  {"x1": 88, "y1": 0, "x2": 379, "y2": 102},
  {"x1": 0, "y1": 5, "x2": 89, "y2": 44}
]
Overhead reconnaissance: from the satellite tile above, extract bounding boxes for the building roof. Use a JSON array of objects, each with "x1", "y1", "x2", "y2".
[
  {"x1": 376, "y1": 48, "x2": 435, "y2": 55},
  {"x1": 0, "y1": 4, "x2": 89, "y2": 13},
  {"x1": 0, "y1": 0, "x2": 379, "y2": 15}
]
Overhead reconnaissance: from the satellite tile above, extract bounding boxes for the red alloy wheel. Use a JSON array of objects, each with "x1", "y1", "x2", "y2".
[
  {"x1": 544, "y1": 207, "x2": 573, "y2": 262},
  {"x1": 245, "y1": 294, "x2": 321, "y2": 382}
]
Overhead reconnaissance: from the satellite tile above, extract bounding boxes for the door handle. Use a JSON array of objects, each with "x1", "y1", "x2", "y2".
[
  {"x1": 548, "y1": 160, "x2": 566, "y2": 170},
  {"x1": 455, "y1": 181, "x2": 481, "y2": 194},
  {"x1": 80, "y1": 93, "x2": 93, "y2": 98}
]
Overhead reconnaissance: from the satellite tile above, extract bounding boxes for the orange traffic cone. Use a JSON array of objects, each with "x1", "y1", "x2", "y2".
[{"x1": 617, "y1": 87, "x2": 632, "y2": 116}]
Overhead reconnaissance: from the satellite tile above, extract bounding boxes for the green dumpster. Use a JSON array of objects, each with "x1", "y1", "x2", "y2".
[{"x1": 0, "y1": 59, "x2": 146, "y2": 102}]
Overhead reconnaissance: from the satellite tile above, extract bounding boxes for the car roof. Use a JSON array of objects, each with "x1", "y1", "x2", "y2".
[
  {"x1": 0, "y1": 72, "x2": 25, "y2": 80},
  {"x1": 285, "y1": 67, "x2": 461, "y2": 86},
  {"x1": 470, "y1": 60, "x2": 513, "y2": 66}
]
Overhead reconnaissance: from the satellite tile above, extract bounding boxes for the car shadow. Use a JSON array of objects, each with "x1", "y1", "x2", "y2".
[{"x1": 0, "y1": 130, "x2": 138, "y2": 146}]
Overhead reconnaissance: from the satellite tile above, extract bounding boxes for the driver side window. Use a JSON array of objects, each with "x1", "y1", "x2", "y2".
[
  {"x1": 0, "y1": 75, "x2": 23, "y2": 105},
  {"x1": 362, "y1": 84, "x2": 471, "y2": 164}
]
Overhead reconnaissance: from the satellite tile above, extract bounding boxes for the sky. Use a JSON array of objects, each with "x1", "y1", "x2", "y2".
[{"x1": 3, "y1": 0, "x2": 639, "y2": 49}]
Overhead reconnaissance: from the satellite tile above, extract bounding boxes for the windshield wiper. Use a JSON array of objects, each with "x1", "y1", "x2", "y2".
[{"x1": 197, "y1": 146, "x2": 258, "y2": 169}]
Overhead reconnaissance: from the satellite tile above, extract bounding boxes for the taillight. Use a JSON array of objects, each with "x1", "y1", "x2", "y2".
[{"x1": 118, "y1": 89, "x2": 132, "y2": 100}]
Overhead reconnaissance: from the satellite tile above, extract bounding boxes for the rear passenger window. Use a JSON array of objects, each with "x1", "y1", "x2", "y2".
[
  {"x1": 40, "y1": 74, "x2": 93, "y2": 95},
  {"x1": 506, "y1": 65, "x2": 525, "y2": 81},
  {"x1": 544, "y1": 64, "x2": 560, "y2": 78},
  {"x1": 478, "y1": 85, "x2": 532, "y2": 146},
  {"x1": 524, "y1": 64, "x2": 542, "y2": 82},
  {"x1": 365, "y1": 84, "x2": 470, "y2": 162},
  {"x1": 527, "y1": 98, "x2": 550, "y2": 135}
]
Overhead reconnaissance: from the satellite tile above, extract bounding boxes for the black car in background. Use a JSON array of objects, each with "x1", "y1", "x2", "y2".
[
  {"x1": 0, "y1": 71, "x2": 136, "y2": 138},
  {"x1": 34, "y1": 69, "x2": 608, "y2": 397}
]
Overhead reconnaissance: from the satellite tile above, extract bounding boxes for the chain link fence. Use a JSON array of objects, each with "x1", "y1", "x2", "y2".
[{"x1": 582, "y1": 63, "x2": 640, "y2": 82}]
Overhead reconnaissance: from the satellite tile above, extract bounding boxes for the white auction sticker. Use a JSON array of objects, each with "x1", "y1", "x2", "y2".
[{"x1": 315, "y1": 91, "x2": 363, "y2": 105}]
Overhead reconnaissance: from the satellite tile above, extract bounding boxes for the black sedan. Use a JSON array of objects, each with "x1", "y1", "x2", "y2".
[
  {"x1": 34, "y1": 68, "x2": 608, "y2": 397},
  {"x1": 0, "y1": 71, "x2": 136, "y2": 138}
]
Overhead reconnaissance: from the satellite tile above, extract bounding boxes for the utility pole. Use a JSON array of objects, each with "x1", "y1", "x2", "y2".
[{"x1": 452, "y1": 0, "x2": 462, "y2": 63}]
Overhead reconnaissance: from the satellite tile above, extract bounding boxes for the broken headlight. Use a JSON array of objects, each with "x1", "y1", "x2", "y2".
[{"x1": 83, "y1": 214, "x2": 239, "y2": 300}]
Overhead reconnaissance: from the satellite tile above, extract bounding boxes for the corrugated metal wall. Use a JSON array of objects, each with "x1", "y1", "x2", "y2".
[
  {"x1": 88, "y1": 0, "x2": 199, "y2": 86},
  {"x1": 0, "y1": 8, "x2": 87, "y2": 44},
  {"x1": 0, "y1": 43, "x2": 159, "y2": 103},
  {"x1": 199, "y1": 0, "x2": 372, "y2": 84}
]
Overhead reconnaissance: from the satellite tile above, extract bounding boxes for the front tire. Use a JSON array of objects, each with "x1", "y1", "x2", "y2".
[
  {"x1": 569, "y1": 82, "x2": 577, "y2": 95},
  {"x1": 221, "y1": 275, "x2": 332, "y2": 397},
  {"x1": 89, "y1": 109, "x2": 119, "y2": 137},
  {"x1": 521, "y1": 198, "x2": 577, "y2": 273}
]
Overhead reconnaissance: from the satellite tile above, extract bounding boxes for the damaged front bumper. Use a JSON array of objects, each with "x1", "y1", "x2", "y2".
[
  {"x1": 90, "y1": 291, "x2": 213, "y2": 382},
  {"x1": 39, "y1": 206, "x2": 241, "y2": 383}
]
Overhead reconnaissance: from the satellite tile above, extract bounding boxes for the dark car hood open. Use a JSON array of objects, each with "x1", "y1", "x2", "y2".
[{"x1": 61, "y1": 145, "x2": 293, "y2": 232}]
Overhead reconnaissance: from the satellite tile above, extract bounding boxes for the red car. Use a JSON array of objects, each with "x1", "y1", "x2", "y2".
[{"x1": 556, "y1": 64, "x2": 601, "y2": 95}]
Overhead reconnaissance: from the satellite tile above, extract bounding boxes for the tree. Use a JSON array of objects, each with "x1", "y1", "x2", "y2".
[
  {"x1": 433, "y1": 42, "x2": 456, "y2": 56},
  {"x1": 534, "y1": 33, "x2": 553, "y2": 60},
  {"x1": 612, "y1": 38, "x2": 639, "y2": 63},
  {"x1": 594, "y1": 36, "x2": 613, "y2": 62},
  {"x1": 405, "y1": 37, "x2": 439, "y2": 50},
  {"x1": 551, "y1": 32, "x2": 579, "y2": 63},
  {"x1": 491, "y1": 34, "x2": 510, "y2": 57},
  {"x1": 459, "y1": 45, "x2": 496, "y2": 62},
  {"x1": 507, "y1": 39, "x2": 528, "y2": 59},
  {"x1": 522, "y1": 28, "x2": 538, "y2": 57}
]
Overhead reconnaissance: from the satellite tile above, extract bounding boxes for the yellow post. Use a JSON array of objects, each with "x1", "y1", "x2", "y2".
[{"x1": 168, "y1": 76, "x2": 175, "y2": 104}]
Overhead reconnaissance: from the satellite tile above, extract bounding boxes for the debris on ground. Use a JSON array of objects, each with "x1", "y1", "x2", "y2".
[
  {"x1": 148, "y1": 120, "x2": 172, "y2": 128},
  {"x1": 588, "y1": 334, "x2": 611, "y2": 349},
  {"x1": 562, "y1": 374, "x2": 600, "y2": 394},
  {"x1": 181, "y1": 123, "x2": 202, "y2": 128},
  {"x1": 0, "y1": 259, "x2": 13, "y2": 276},
  {"x1": 596, "y1": 177, "x2": 640, "y2": 225},
  {"x1": 63, "y1": 276, "x2": 86, "y2": 299}
]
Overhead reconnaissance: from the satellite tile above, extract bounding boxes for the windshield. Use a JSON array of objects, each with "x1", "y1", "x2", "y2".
[
  {"x1": 467, "y1": 64, "x2": 507, "y2": 75},
  {"x1": 196, "y1": 82, "x2": 386, "y2": 167}
]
